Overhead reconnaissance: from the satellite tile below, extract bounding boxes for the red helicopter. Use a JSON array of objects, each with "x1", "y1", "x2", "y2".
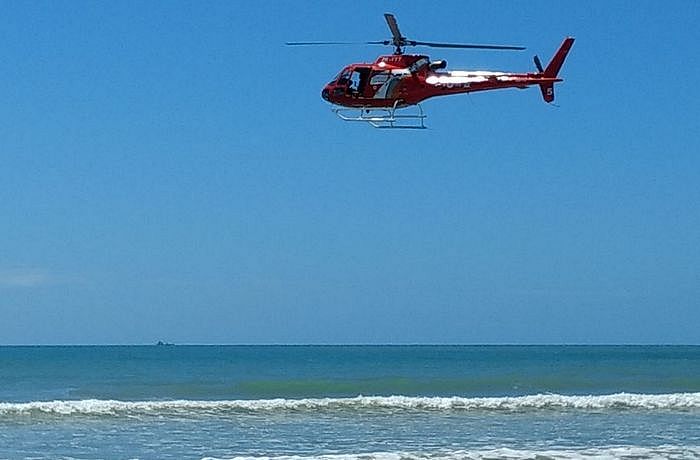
[{"x1": 288, "y1": 14, "x2": 574, "y2": 129}]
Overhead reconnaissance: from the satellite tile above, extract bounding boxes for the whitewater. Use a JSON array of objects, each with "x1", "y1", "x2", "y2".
[{"x1": 2, "y1": 392, "x2": 700, "y2": 416}]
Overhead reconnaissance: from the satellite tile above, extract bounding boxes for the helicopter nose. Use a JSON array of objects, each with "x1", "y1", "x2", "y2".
[{"x1": 321, "y1": 87, "x2": 330, "y2": 102}]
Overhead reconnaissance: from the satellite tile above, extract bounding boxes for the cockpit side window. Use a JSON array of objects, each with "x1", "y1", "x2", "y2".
[{"x1": 369, "y1": 71, "x2": 390, "y2": 86}]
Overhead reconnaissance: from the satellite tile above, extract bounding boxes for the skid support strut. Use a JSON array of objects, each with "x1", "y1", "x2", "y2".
[{"x1": 332, "y1": 100, "x2": 426, "y2": 129}]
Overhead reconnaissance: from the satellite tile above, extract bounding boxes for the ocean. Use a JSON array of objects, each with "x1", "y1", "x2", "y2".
[{"x1": 0, "y1": 345, "x2": 698, "y2": 459}]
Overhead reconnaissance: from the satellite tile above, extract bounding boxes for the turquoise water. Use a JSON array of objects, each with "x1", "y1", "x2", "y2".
[{"x1": 0, "y1": 345, "x2": 699, "y2": 459}]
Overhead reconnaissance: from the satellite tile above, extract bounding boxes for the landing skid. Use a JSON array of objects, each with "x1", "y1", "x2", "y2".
[{"x1": 332, "y1": 101, "x2": 426, "y2": 129}]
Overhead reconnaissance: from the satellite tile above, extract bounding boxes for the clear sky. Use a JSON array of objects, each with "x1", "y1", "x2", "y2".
[{"x1": 1, "y1": 1, "x2": 699, "y2": 344}]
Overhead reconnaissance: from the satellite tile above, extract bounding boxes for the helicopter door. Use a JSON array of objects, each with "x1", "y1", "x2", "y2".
[{"x1": 370, "y1": 71, "x2": 401, "y2": 99}]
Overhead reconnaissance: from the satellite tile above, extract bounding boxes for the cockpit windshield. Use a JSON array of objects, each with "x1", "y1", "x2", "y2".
[{"x1": 333, "y1": 68, "x2": 352, "y2": 85}]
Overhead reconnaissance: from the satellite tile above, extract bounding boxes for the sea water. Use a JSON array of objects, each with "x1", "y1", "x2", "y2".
[{"x1": 0, "y1": 345, "x2": 698, "y2": 459}]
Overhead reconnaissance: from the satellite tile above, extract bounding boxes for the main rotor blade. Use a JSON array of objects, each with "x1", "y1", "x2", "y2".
[
  {"x1": 410, "y1": 40, "x2": 525, "y2": 50},
  {"x1": 285, "y1": 41, "x2": 386, "y2": 46},
  {"x1": 384, "y1": 13, "x2": 403, "y2": 42}
]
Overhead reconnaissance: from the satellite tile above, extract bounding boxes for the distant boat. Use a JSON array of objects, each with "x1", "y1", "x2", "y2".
[{"x1": 155, "y1": 341, "x2": 174, "y2": 346}]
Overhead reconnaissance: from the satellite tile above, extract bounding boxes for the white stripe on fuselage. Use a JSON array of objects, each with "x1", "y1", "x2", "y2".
[{"x1": 426, "y1": 71, "x2": 516, "y2": 86}]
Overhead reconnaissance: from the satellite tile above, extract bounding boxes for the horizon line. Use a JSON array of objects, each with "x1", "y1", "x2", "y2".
[{"x1": 1, "y1": 343, "x2": 699, "y2": 347}]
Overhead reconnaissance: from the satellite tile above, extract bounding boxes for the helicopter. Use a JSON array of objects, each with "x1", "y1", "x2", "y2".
[{"x1": 287, "y1": 14, "x2": 574, "y2": 129}]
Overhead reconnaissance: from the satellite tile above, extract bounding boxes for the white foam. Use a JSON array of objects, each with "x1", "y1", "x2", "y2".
[
  {"x1": 201, "y1": 446, "x2": 700, "y2": 460},
  {"x1": 1, "y1": 393, "x2": 699, "y2": 416}
]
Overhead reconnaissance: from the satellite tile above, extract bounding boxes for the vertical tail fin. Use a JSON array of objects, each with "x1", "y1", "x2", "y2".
[
  {"x1": 539, "y1": 37, "x2": 575, "y2": 103},
  {"x1": 544, "y1": 37, "x2": 575, "y2": 78},
  {"x1": 540, "y1": 83, "x2": 556, "y2": 103}
]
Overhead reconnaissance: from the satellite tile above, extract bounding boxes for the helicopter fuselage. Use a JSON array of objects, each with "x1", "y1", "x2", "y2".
[{"x1": 321, "y1": 53, "x2": 562, "y2": 108}]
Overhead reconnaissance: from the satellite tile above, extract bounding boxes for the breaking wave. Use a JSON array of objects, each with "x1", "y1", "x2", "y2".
[
  {"x1": 201, "y1": 446, "x2": 700, "y2": 460},
  {"x1": 1, "y1": 392, "x2": 699, "y2": 416}
]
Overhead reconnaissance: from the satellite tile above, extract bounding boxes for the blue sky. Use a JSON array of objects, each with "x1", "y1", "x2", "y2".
[{"x1": 1, "y1": 1, "x2": 699, "y2": 344}]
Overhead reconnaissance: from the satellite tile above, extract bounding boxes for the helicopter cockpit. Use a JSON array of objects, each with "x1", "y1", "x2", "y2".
[{"x1": 324, "y1": 66, "x2": 372, "y2": 100}]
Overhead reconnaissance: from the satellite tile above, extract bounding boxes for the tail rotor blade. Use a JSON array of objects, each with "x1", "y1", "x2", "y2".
[{"x1": 534, "y1": 55, "x2": 544, "y2": 73}]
